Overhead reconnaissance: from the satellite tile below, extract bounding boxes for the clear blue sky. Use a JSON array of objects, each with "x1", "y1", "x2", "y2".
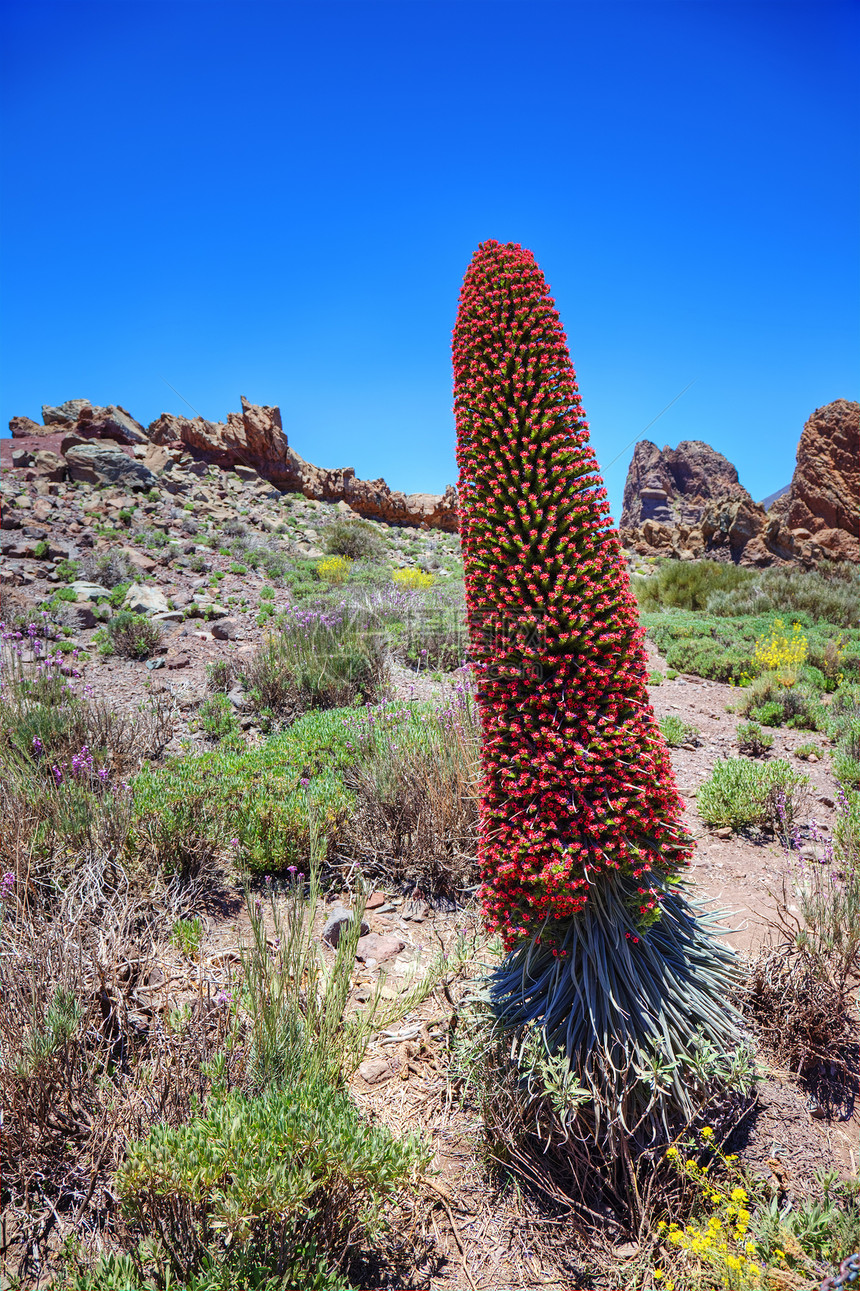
[{"x1": 1, "y1": 0, "x2": 857, "y2": 523}]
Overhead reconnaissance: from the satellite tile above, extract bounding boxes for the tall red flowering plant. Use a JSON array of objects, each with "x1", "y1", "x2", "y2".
[{"x1": 453, "y1": 240, "x2": 738, "y2": 1128}]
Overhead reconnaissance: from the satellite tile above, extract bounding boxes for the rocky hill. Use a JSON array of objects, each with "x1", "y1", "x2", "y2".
[
  {"x1": 618, "y1": 400, "x2": 859, "y2": 567},
  {"x1": 7, "y1": 396, "x2": 458, "y2": 532}
]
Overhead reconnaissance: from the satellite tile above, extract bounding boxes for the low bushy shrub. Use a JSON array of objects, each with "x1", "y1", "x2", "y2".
[
  {"x1": 106, "y1": 611, "x2": 163, "y2": 660},
  {"x1": 705, "y1": 561, "x2": 860, "y2": 629},
  {"x1": 196, "y1": 694, "x2": 242, "y2": 745},
  {"x1": 738, "y1": 672, "x2": 824, "y2": 731},
  {"x1": 340, "y1": 695, "x2": 480, "y2": 894},
  {"x1": 631, "y1": 559, "x2": 754, "y2": 612},
  {"x1": 736, "y1": 721, "x2": 773, "y2": 756},
  {"x1": 133, "y1": 709, "x2": 361, "y2": 874},
  {"x1": 658, "y1": 715, "x2": 700, "y2": 747},
  {"x1": 323, "y1": 517, "x2": 385, "y2": 562},
  {"x1": 697, "y1": 757, "x2": 809, "y2": 835},
  {"x1": 243, "y1": 604, "x2": 387, "y2": 719}
]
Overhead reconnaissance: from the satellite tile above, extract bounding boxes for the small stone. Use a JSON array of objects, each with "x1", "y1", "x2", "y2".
[
  {"x1": 211, "y1": 617, "x2": 239, "y2": 640},
  {"x1": 166, "y1": 653, "x2": 190, "y2": 669},
  {"x1": 715, "y1": 827, "x2": 733, "y2": 839},
  {"x1": 358, "y1": 1056, "x2": 396, "y2": 1085},
  {"x1": 402, "y1": 899, "x2": 429, "y2": 922},
  {"x1": 364, "y1": 891, "x2": 387, "y2": 910},
  {"x1": 356, "y1": 933, "x2": 406, "y2": 964},
  {"x1": 321, "y1": 906, "x2": 370, "y2": 947}
]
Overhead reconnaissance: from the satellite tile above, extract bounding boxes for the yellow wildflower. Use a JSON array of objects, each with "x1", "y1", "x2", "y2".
[{"x1": 700, "y1": 1126, "x2": 714, "y2": 1138}]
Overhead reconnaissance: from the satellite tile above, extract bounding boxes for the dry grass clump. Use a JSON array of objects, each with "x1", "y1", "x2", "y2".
[
  {"x1": 340, "y1": 694, "x2": 480, "y2": 897},
  {"x1": 741, "y1": 947, "x2": 851, "y2": 1077},
  {"x1": 0, "y1": 856, "x2": 234, "y2": 1287}
]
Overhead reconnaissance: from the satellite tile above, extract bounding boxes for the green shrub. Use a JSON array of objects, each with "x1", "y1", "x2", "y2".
[
  {"x1": 648, "y1": 669, "x2": 663, "y2": 685},
  {"x1": 740, "y1": 673, "x2": 824, "y2": 731},
  {"x1": 749, "y1": 700, "x2": 785, "y2": 728},
  {"x1": 835, "y1": 788, "x2": 860, "y2": 871},
  {"x1": 54, "y1": 557, "x2": 82, "y2": 583},
  {"x1": 170, "y1": 916, "x2": 202, "y2": 959},
  {"x1": 736, "y1": 721, "x2": 773, "y2": 756},
  {"x1": 107, "y1": 612, "x2": 163, "y2": 660},
  {"x1": 833, "y1": 750, "x2": 860, "y2": 790},
  {"x1": 632, "y1": 559, "x2": 754, "y2": 612},
  {"x1": 323, "y1": 517, "x2": 385, "y2": 562},
  {"x1": 197, "y1": 694, "x2": 242, "y2": 745},
  {"x1": 658, "y1": 715, "x2": 700, "y2": 747},
  {"x1": 697, "y1": 757, "x2": 808, "y2": 836},
  {"x1": 794, "y1": 741, "x2": 823, "y2": 760},
  {"x1": 132, "y1": 709, "x2": 361, "y2": 874},
  {"x1": 706, "y1": 561, "x2": 860, "y2": 629}
]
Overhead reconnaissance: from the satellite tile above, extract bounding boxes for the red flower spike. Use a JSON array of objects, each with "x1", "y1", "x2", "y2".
[{"x1": 452, "y1": 240, "x2": 693, "y2": 948}]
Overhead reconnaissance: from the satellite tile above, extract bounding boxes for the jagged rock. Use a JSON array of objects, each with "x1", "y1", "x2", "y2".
[
  {"x1": 769, "y1": 400, "x2": 859, "y2": 563},
  {"x1": 147, "y1": 396, "x2": 459, "y2": 531},
  {"x1": 9, "y1": 416, "x2": 48, "y2": 438},
  {"x1": 76, "y1": 404, "x2": 149, "y2": 445},
  {"x1": 42, "y1": 399, "x2": 92, "y2": 426},
  {"x1": 620, "y1": 440, "x2": 752, "y2": 530},
  {"x1": 64, "y1": 444, "x2": 158, "y2": 491},
  {"x1": 620, "y1": 408, "x2": 859, "y2": 567}
]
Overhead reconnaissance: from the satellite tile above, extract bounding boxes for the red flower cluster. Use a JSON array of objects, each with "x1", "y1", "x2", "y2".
[{"x1": 452, "y1": 240, "x2": 693, "y2": 949}]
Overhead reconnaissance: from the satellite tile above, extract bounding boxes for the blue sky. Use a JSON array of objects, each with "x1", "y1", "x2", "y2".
[{"x1": 1, "y1": 0, "x2": 857, "y2": 523}]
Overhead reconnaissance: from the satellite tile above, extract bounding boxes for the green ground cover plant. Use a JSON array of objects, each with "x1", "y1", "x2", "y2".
[
  {"x1": 643, "y1": 608, "x2": 860, "y2": 687},
  {"x1": 696, "y1": 757, "x2": 808, "y2": 836},
  {"x1": 657, "y1": 715, "x2": 701, "y2": 747}
]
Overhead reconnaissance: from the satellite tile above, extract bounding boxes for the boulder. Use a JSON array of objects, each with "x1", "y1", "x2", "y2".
[
  {"x1": 9, "y1": 415, "x2": 47, "y2": 438},
  {"x1": 64, "y1": 444, "x2": 158, "y2": 491},
  {"x1": 32, "y1": 450, "x2": 67, "y2": 482},
  {"x1": 76, "y1": 404, "x2": 149, "y2": 445},
  {"x1": 123, "y1": 583, "x2": 169, "y2": 615},
  {"x1": 68, "y1": 580, "x2": 112, "y2": 601},
  {"x1": 42, "y1": 399, "x2": 92, "y2": 426}
]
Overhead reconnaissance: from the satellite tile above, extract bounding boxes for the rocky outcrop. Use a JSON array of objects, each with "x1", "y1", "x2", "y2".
[
  {"x1": 42, "y1": 399, "x2": 92, "y2": 426},
  {"x1": 619, "y1": 405, "x2": 859, "y2": 567},
  {"x1": 64, "y1": 443, "x2": 158, "y2": 491},
  {"x1": 620, "y1": 440, "x2": 752, "y2": 530},
  {"x1": 10, "y1": 415, "x2": 53, "y2": 438},
  {"x1": 76, "y1": 404, "x2": 149, "y2": 445},
  {"x1": 147, "y1": 396, "x2": 459, "y2": 531},
  {"x1": 769, "y1": 399, "x2": 859, "y2": 564}
]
